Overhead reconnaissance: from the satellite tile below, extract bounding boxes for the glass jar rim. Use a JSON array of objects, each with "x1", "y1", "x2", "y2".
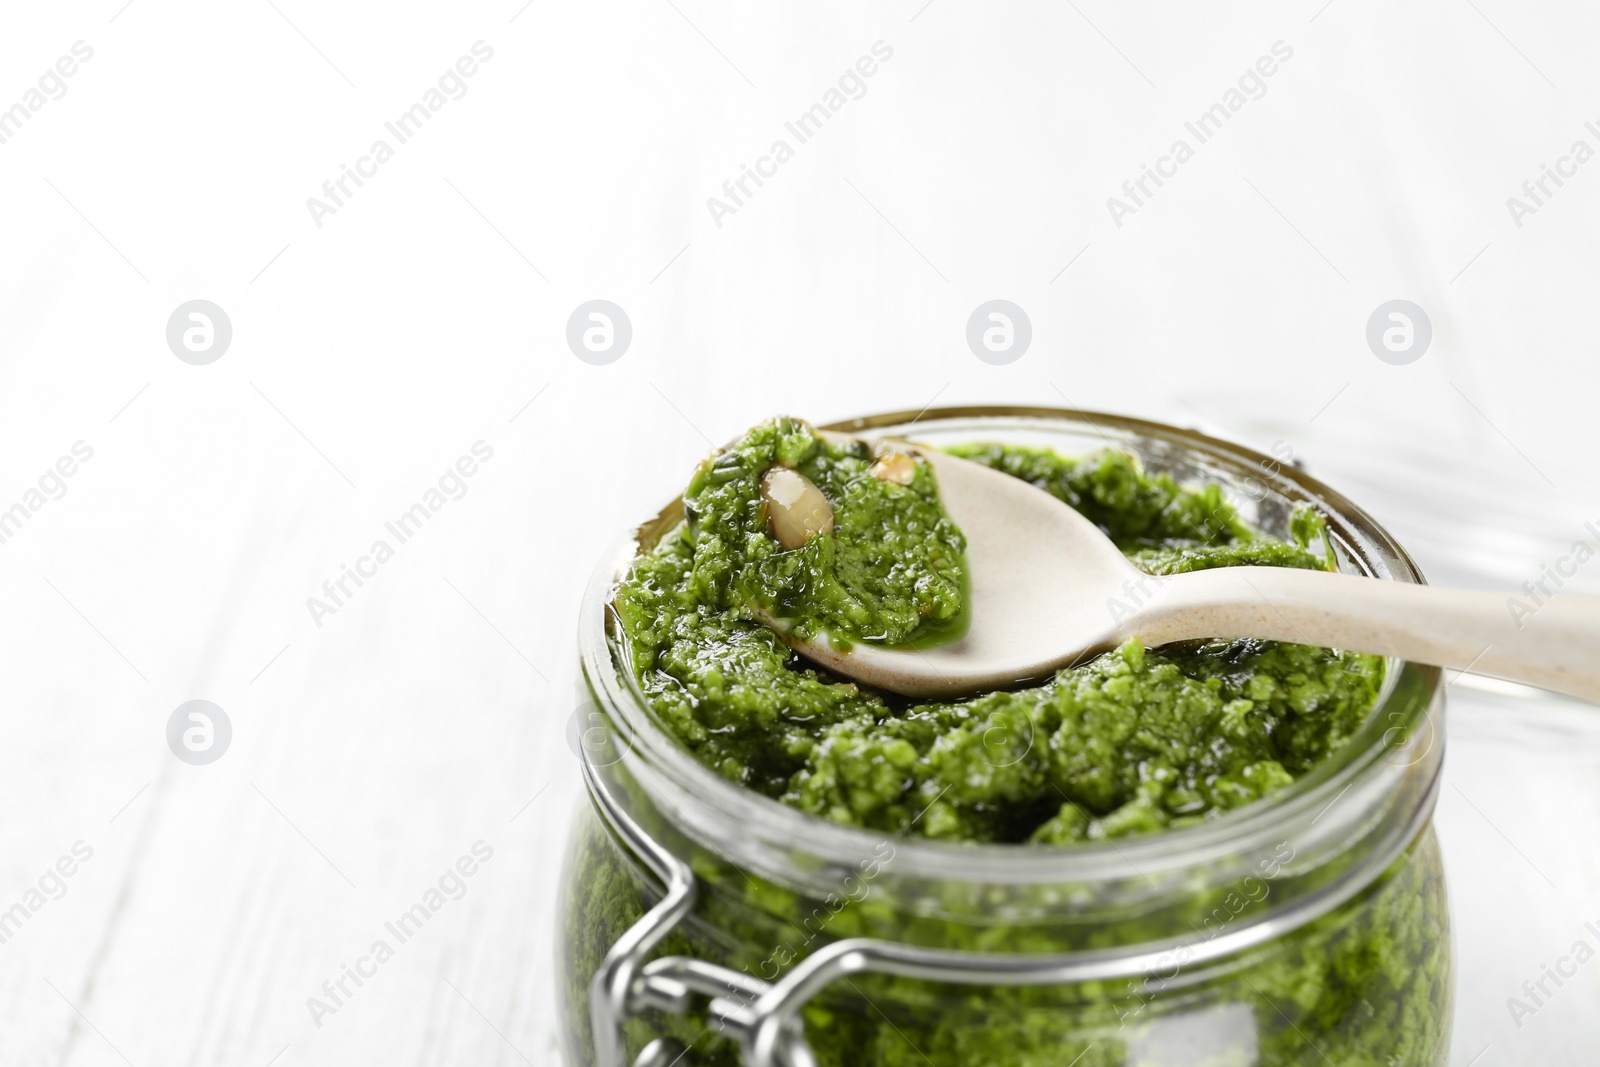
[{"x1": 579, "y1": 405, "x2": 1444, "y2": 893}]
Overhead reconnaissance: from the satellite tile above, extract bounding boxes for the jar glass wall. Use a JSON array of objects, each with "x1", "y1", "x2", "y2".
[{"x1": 558, "y1": 407, "x2": 1452, "y2": 1067}]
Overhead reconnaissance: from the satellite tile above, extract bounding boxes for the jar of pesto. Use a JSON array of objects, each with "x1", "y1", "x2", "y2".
[{"x1": 558, "y1": 407, "x2": 1450, "y2": 1067}]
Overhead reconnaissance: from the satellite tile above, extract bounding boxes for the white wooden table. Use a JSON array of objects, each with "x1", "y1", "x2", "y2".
[{"x1": 2, "y1": 1, "x2": 1597, "y2": 1064}]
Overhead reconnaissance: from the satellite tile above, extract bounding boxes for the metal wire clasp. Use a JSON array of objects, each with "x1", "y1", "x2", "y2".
[{"x1": 584, "y1": 759, "x2": 818, "y2": 1067}]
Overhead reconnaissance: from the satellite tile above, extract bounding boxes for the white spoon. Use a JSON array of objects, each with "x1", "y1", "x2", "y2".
[{"x1": 784, "y1": 449, "x2": 1600, "y2": 701}]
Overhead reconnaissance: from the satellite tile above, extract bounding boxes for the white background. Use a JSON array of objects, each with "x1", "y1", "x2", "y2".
[{"x1": 2, "y1": 1, "x2": 1599, "y2": 1064}]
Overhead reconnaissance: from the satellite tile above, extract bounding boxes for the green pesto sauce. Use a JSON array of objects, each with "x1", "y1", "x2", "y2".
[
  {"x1": 613, "y1": 422, "x2": 1385, "y2": 845},
  {"x1": 683, "y1": 417, "x2": 966, "y2": 645}
]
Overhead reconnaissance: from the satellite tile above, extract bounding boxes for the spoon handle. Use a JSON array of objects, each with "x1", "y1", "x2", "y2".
[{"x1": 1135, "y1": 566, "x2": 1600, "y2": 702}]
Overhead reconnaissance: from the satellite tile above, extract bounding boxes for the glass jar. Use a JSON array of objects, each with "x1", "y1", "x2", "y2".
[{"x1": 557, "y1": 407, "x2": 1451, "y2": 1067}]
